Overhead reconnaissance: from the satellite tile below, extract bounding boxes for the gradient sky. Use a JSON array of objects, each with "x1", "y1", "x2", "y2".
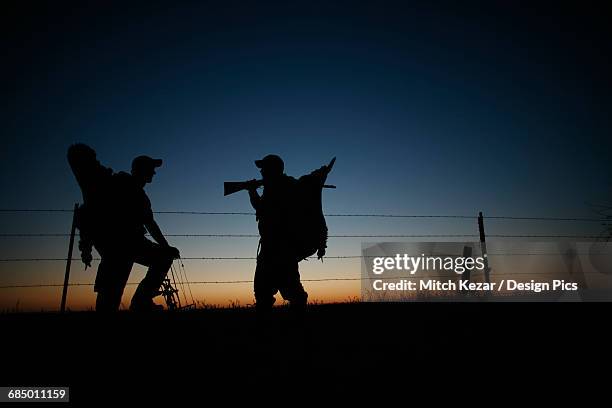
[{"x1": 1, "y1": 1, "x2": 611, "y2": 310}]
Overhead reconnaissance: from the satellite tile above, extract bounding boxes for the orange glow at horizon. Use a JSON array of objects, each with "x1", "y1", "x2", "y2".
[{"x1": 0, "y1": 259, "x2": 363, "y2": 312}]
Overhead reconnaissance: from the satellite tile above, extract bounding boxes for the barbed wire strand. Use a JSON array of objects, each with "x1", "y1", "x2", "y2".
[
  {"x1": 0, "y1": 233, "x2": 480, "y2": 238},
  {"x1": 0, "y1": 271, "x2": 602, "y2": 290},
  {"x1": 0, "y1": 209, "x2": 609, "y2": 222},
  {"x1": 0, "y1": 256, "x2": 363, "y2": 262},
  {"x1": 0, "y1": 233, "x2": 606, "y2": 238},
  {"x1": 2, "y1": 249, "x2": 612, "y2": 263}
]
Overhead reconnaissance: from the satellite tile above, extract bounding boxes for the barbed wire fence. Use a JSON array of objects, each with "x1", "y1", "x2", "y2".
[{"x1": 0, "y1": 207, "x2": 610, "y2": 309}]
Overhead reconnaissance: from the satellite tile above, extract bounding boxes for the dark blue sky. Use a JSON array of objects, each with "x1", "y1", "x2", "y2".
[
  {"x1": 2, "y1": 0, "x2": 611, "y2": 308},
  {"x1": 2, "y1": 0, "x2": 611, "y2": 246}
]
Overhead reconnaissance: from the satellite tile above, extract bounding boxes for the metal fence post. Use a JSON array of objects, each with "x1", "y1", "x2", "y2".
[
  {"x1": 478, "y1": 211, "x2": 491, "y2": 285},
  {"x1": 60, "y1": 203, "x2": 78, "y2": 313}
]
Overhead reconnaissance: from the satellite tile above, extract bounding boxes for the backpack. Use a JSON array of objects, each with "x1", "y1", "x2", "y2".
[
  {"x1": 292, "y1": 159, "x2": 335, "y2": 261},
  {"x1": 66, "y1": 144, "x2": 114, "y2": 266}
]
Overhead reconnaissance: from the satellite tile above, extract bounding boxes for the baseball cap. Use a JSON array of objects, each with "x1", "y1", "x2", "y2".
[
  {"x1": 132, "y1": 155, "x2": 162, "y2": 172},
  {"x1": 255, "y1": 154, "x2": 284, "y2": 172}
]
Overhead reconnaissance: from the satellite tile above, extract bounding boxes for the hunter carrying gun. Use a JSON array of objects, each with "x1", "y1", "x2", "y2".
[{"x1": 225, "y1": 155, "x2": 336, "y2": 316}]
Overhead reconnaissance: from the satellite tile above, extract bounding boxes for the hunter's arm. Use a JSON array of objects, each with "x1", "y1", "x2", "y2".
[
  {"x1": 248, "y1": 188, "x2": 261, "y2": 211},
  {"x1": 145, "y1": 217, "x2": 169, "y2": 247}
]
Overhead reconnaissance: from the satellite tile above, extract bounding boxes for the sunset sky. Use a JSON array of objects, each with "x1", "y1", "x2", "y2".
[{"x1": 1, "y1": 1, "x2": 611, "y2": 311}]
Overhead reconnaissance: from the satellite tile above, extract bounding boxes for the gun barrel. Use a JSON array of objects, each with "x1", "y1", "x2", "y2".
[
  {"x1": 224, "y1": 180, "x2": 263, "y2": 196},
  {"x1": 224, "y1": 180, "x2": 336, "y2": 196}
]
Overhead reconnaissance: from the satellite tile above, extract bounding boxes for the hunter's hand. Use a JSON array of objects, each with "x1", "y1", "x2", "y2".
[
  {"x1": 81, "y1": 252, "x2": 92, "y2": 269},
  {"x1": 247, "y1": 179, "x2": 260, "y2": 191},
  {"x1": 317, "y1": 247, "x2": 326, "y2": 260}
]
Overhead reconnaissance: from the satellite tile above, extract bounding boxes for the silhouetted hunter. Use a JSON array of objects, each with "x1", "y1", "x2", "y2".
[
  {"x1": 226, "y1": 155, "x2": 335, "y2": 316},
  {"x1": 67, "y1": 144, "x2": 180, "y2": 312}
]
